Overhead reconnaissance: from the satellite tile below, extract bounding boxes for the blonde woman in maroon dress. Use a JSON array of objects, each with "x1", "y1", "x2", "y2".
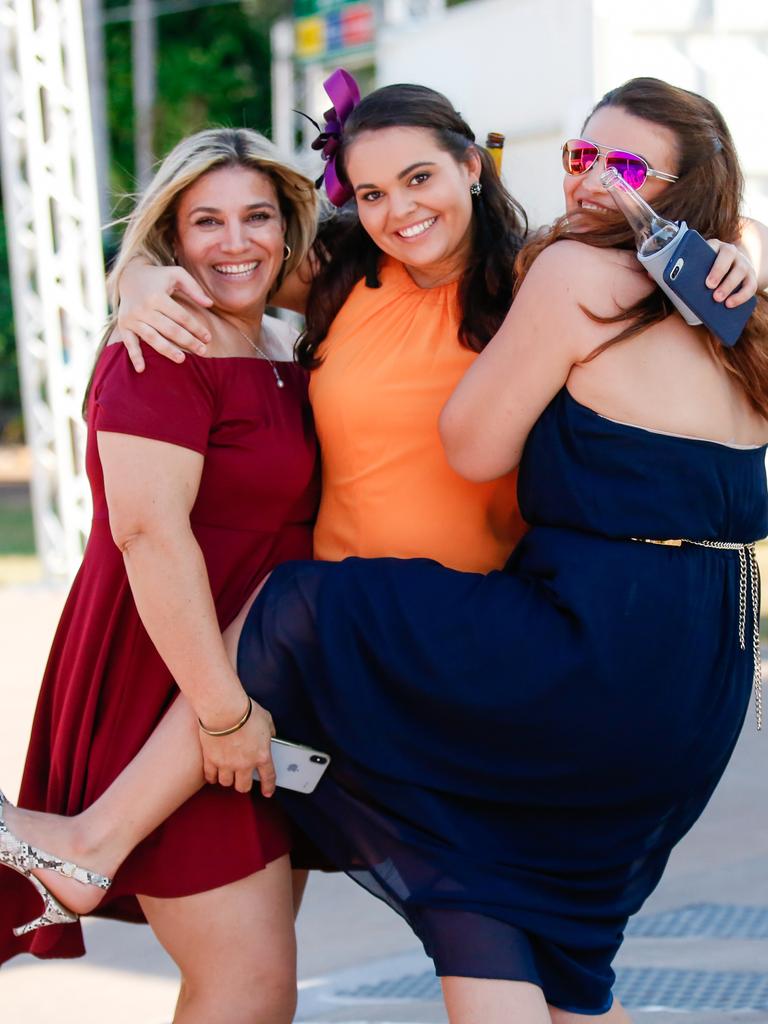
[{"x1": 0, "y1": 128, "x2": 318, "y2": 1024}]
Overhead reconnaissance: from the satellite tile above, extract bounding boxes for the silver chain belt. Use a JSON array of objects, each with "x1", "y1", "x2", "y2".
[{"x1": 632, "y1": 538, "x2": 762, "y2": 731}]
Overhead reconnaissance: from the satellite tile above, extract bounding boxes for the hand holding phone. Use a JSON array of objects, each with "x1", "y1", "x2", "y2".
[{"x1": 253, "y1": 738, "x2": 331, "y2": 794}]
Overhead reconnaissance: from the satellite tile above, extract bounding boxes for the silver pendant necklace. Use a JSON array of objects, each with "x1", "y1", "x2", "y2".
[{"x1": 232, "y1": 323, "x2": 285, "y2": 389}]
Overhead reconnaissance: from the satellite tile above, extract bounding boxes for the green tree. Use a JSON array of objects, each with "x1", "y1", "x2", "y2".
[{"x1": 106, "y1": 0, "x2": 285, "y2": 204}]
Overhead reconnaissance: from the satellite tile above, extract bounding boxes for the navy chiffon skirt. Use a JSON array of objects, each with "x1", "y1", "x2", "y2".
[{"x1": 237, "y1": 389, "x2": 765, "y2": 1012}]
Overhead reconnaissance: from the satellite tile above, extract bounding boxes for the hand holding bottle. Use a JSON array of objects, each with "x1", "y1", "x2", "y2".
[{"x1": 601, "y1": 168, "x2": 756, "y2": 345}]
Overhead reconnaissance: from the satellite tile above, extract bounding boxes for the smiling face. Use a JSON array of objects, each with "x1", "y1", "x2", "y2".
[
  {"x1": 344, "y1": 126, "x2": 481, "y2": 288},
  {"x1": 173, "y1": 164, "x2": 286, "y2": 318},
  {"x1": 563, "y1": 105, "x2": 680, "y2": 221}
]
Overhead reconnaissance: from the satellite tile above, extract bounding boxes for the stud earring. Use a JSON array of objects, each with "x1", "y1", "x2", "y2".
[
  {"x1": 470, "y1": 181, "x2": 482, "y2": 197},
  {"x1": 283, "y1": 243, "x2": 292, "y2": 261}
]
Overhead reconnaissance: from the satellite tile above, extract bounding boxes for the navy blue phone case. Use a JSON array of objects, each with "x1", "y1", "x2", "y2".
[{"x1": 662, "y1": 229, "x2": 757, "y2": 347}]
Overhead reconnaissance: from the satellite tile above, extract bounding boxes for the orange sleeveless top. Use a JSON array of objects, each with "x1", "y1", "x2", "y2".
[{"x1": 310, "y1": 258, "x2": 526, "y2": 572}]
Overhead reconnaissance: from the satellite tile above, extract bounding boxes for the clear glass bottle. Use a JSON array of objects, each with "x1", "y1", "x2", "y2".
[
  {"x1": 600, "y1": 167, "x2": 701, "y2": 325},
  {"x1": 600, "y1": 168, "x2": 679, "y2": 255}
]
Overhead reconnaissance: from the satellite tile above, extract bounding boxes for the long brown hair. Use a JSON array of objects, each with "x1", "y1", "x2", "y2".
[
  {"x1": 515, "y1": 77, "x2": 768, "y2": 417},
  {"x1": 297, "y1": 83, "x2": 527, "y2": 368}
]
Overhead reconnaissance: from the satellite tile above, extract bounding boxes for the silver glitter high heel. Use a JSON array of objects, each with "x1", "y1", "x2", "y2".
[{"x1": 0, "y1": 789, "x2": 112, "y2": 936}]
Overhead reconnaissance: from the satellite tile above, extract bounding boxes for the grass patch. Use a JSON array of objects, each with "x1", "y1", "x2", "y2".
[
  {"x1": 0, "y1": 488, "x2": 39, "y2": 583},
  {"x1": 0, "y1": 500, "x2": 35, "y2": 555}
]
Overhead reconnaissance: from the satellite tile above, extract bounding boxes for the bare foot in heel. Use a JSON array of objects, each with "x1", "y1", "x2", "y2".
[{"x1": 1, "y1": 796, "x2": 113, "y2": 918}]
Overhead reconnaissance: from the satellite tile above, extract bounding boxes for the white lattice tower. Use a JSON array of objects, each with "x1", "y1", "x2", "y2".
[{"x1": 0, "y1": 0, "x2": 107, "y2": 579}]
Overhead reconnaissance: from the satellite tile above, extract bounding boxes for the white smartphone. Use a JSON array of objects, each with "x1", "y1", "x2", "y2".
[{"x1": 253, "y1": 738, "x2": 331, "y2": 794}]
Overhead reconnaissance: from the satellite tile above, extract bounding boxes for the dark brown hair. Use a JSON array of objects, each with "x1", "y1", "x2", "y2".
[
  {"x1": 297, "y1": 83, "x2": 527, "y2": 367},
  {"x1": 515, "y1": 77, "x2": 768, "y2": 416}
]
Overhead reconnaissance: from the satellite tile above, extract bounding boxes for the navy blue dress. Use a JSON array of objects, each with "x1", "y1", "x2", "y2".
[{"x1": 238, "y1": 387, "x2": 767, "y2": 1014}]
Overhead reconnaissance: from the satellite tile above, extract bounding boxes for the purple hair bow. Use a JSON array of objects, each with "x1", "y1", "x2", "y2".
[{"x1": 311, "y1": 68, "x2": 361, "y2": 207}]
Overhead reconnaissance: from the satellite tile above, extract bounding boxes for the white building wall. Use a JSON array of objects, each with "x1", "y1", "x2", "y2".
[{"x1": 376, "y1": 0, "x2": 768, "y2": 228}]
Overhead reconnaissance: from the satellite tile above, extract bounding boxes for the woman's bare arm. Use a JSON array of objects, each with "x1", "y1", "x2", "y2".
[
  {"x1": 439, "y1": 243, "x2": 636, "y2": 481},
  {"x1": 735, "y1": 217, "x2": 768, "y2": 293},
  {"x1": 98, "y1": 429, "x2": 276, "y2": 795},
  {"x1": 269, "y1": 254, "x2": 315, "y2": 314}
]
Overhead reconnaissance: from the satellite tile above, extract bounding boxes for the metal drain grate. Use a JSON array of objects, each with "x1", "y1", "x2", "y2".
[
  {"x1": 627, "y1": 903, "x2": 768, "y2": 939},
  {"x1": 615, "y1": 968, "x2": 768, "y2": 1010},
  {"x1": 338, "y1": 971, "x2": 440, "y2": 1001},
  {"x1": 337, "y1": 968, "x2": 768, "y2": 1011}
]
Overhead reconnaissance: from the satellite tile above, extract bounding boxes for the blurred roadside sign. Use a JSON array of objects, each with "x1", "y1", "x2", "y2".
[{"x1": 294, "y1": 0, "x2": 375, "y2": 62}]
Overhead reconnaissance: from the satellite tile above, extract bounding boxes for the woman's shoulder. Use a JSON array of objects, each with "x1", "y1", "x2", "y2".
[
  {"x1": 524, "y1": 240, "x2": 653, "y2": 316},
  {"x1": 92, "y1": 336, "x2": 218, "y2": 450},
  {"x1": 526, "y1": 238, "x2": 638, "y2": 279},
  {"x1": 98, "y1": 332, "x2": 217, "y2": 399}
]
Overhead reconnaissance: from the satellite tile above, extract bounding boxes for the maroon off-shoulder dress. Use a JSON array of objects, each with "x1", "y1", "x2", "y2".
[{"x1": 0, "y1": 343, "x2": 319, "y2": 963}]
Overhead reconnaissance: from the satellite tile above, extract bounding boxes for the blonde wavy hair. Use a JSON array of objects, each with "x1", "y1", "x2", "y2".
[
  {"x1": 86, "y1": 131, "x2": 319, "y2": 411},
  {"x1": 83, "y1": 128, "x2": 318, "y2": 411},
  {"x1": 107, "y1": 127, "x2": 317, "y2": 310}
]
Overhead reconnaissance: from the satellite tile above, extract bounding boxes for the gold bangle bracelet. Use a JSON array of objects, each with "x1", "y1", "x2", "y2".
[{"x1": 198, "y1": 697, "x2": 253, "y2": 737}]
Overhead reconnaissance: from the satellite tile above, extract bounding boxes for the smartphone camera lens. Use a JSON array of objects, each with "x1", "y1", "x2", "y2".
[{"x1": 310, "y1": 755, "x2": 328, "y2": 764}]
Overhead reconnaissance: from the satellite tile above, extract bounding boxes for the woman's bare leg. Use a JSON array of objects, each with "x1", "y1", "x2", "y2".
[
  {"x1": 549, "y1": 996, "x2": 632, "y2": 1023},
  {"x1": 139, "y1": 855, "x2": 297, "y2": 1024},
  {"x1": 292, "y1": 868, "x2": 310, "y2": 916},
  {"x1": 5, "y1": 696, "x2": 204, "y2": 913},
  {"x1": 441, "y1": 978, "x2": 630, "y2": 1023},
  {"x1": 442, "y1": 977, "x2": 551, "y2": 1024},
  {"x1": 4, "y1": 584, "x2": 267, "y2": 915}
]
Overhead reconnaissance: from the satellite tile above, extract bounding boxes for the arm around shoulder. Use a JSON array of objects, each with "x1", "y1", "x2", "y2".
[{"x1": 114, "y1": 259, "x2": 213, "y2": 371}]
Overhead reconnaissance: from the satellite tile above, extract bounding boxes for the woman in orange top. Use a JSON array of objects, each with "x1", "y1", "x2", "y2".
[
  {"x1": 308, "y1": 254, "x2": 524, "y2": 571},
  {"x1": 115, "y1": 79, "x2": 530, "y2": 573}
]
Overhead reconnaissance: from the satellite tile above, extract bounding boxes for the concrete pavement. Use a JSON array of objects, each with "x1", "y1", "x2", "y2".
[{"x1": 1, "y1": 582, "x2": 767, "y2": 1023}]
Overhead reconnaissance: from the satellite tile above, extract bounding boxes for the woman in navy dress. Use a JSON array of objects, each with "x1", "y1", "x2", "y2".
[
  {"x1": 3, "y1": 80, "x2": 767, "y2": 1022},
  {"x1": 228, "y1": 79, "x2": 768, "y2": 1021}
]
